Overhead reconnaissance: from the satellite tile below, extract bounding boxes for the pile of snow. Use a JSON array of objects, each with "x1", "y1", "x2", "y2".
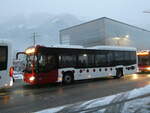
[{"x1": 36, "y1": 85, "x2": 150, "y2": 113}]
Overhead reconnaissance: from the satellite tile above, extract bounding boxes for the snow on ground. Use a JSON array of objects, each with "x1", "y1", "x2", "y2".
[
  {"x1": 128, "y1": 85, "x2": 150, "y2": 99},
  {"x1": 36, "y1": 85, "x2": 150, "y2": 113},
  {"x1": 37, "y1": 106, "x2": 66, "y2": 113},
  {"x1": 121, "y1": 97, "x2": 150, "y2": 113}
]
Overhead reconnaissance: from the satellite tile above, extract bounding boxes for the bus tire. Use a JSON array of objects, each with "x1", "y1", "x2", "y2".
[
  {"x1": 63, "y1": 72, "x2": 74, "y2": 84},
  {"x1": 114, "y1": 69, "x2": 123, "y2": 79}
]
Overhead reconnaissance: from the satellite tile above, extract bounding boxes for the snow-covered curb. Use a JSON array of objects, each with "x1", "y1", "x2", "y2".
[{"x1": 36, "y1": 85, "x2": 150, "y2": 113}]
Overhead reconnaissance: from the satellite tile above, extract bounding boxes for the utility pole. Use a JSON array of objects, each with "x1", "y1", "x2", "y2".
[{"x1": 32, "y1": 32, "x2": 40, "y2": 46}]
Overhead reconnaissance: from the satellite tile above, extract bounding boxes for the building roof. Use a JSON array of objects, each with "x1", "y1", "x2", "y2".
[{"x1": 60, "y1": 17, "x2": 150, "y2": 33}]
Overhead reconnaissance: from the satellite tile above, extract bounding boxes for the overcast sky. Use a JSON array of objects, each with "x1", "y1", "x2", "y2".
[{"x1": 1, "y1": 0, "x2": 150, "y2": 29}]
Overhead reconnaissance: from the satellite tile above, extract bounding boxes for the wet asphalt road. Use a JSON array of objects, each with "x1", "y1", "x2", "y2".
[{"x1": 0, "y1": 74, "x2": 150, "y2": 113}]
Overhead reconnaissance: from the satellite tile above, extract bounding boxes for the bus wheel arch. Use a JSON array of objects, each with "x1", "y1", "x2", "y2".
[
  {"x1": 114, "y1": 68, "x2": 124, "y2": 79},
  {"x1": 62, "y1": 71, "x2": 74, "y2": 84}
]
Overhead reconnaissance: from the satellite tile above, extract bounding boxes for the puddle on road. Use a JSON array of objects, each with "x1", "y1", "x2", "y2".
[
  {"x1": 131, "y1": 74, "x2": 139, "y2": 80},
  {"x1": 57, "y1": 88, "x2": 64, "y2": 94},
  {"x1": 2, "y1": 95, "x2": 10, "y2": 104},
  {"x1": 147, "y1": 74, "x2": 150, "y2": 77}
]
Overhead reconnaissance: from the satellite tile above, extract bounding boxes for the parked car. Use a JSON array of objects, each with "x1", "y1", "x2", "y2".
[{"x1": 13, "y1": 71, "x2": 23, "y2": 80}]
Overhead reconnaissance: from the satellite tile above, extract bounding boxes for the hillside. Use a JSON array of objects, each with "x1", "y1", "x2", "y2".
[{"x1": 0, "y1": 13, "x2": 82, "y2": 51}]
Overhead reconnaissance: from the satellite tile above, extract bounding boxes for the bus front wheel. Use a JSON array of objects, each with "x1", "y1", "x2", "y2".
[{"x1": 63, "y1": 73, "x2": 74, "y2": 84}]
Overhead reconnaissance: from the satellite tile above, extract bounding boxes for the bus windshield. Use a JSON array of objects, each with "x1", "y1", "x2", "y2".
[
  {"x1": 25, "y1": 55, "x2": 38, "y2": 73},
  {"x1": 25, "y1": 53, "x2": 57, "y2": 73},
  {"x1": 138, "y1": 55, "x2": 150, "y2": 66}
]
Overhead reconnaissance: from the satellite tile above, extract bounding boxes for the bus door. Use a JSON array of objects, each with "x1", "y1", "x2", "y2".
[{"x1": 37, "y1": 53, "x2": 58, "y2": 83}]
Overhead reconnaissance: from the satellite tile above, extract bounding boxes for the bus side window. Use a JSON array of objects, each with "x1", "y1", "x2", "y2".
[
  {"x1": 88, "y1": 54, "x2": 95, "y2": 67},
  {"x1": 59, "y1": 55, "x2": 76, "y2": 68},
  {"x1": 107, "y1": 51, "x2": 114, "y2": 66},
  {"x1": 114, "y1": 51, "x2": 124, "y2": 65},
  {"x1": 0, "y1": 46, "x2": 7, "y2": 70},
  {"x1": 78, "y1": 54, "x2": 88, "y2": 68},
  {"x1": 95, "y1": 53, "x2": 107, "y2": 67}
]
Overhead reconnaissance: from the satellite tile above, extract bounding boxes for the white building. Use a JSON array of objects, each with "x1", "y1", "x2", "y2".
[{"x1": 60, "y1": 17, "x2": 150, "y2": 50}]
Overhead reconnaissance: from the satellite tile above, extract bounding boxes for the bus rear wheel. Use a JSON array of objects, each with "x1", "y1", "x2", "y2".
[
  {"x1": 114, "y1": 69, "x2": 123, "y2": 79},
  {"x1": 63, "y1": 73, "x2": 74, "y2": 84}
]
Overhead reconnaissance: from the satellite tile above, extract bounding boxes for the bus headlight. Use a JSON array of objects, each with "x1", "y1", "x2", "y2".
[{"x1": 29, "y1": 76, "x2": 35, "y2": 81}]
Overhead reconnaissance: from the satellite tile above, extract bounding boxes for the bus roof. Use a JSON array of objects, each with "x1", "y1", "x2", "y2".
[
  {"x1": 87, "y1": 46, "x2": 137, "y2": 51},
  {"x1": 50, "y1": 45, "x2": 84, "y2": 49},
  {"x1": 35, "y1": 45, "x2": 136, "y2": 51}
]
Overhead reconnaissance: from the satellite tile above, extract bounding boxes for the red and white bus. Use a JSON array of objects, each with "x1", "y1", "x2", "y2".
[
  {"x1": 137, "y1": 50, "x2": 150, "y2": 72},
  {"x1": 0, "y1": 40, "x2": 14, "y2": 89},
  {"x1": 17, "y1": 45, "x2": 137, "y2": 85}
]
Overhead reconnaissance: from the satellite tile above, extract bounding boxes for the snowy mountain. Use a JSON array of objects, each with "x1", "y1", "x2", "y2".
[{"x1": 0, "y1": 13, "x2": 82, "y2": 51}]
